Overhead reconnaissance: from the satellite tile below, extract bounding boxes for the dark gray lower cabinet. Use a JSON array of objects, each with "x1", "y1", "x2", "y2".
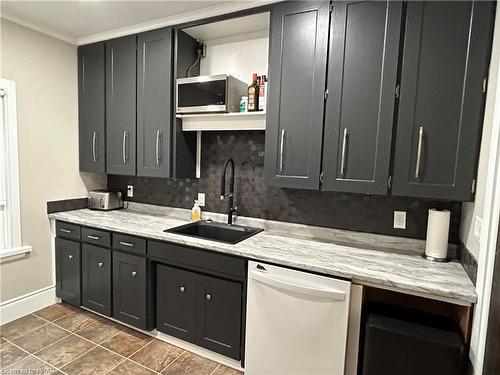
[
  {"x1": 156, "y1": 264, "x2": 243, "y2": 360},
  {"x1": 196, "y1": 274, "x2": 242, "y2": 360},
  {"x1": 113, "y1": 251, "x2": 147, "y2": 329},
  {"x1": 157, "y1": 264, "x2": 197, "y2": 342},
  {"x1": 55, "y1": 238, "x2": 81, "y2": 306},
  {"x1": 82, "y1": 244, "x2": 112, "y2": 316}
]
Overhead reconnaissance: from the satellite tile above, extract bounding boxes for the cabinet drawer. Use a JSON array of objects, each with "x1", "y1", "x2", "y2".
[
  {"x1": 56, "y1": 221, "x2": 81, "y2": 241},
  {"x1": 82, "y1": 227, "x2": 110, "y2": 248},
  {"x1": 113, "y1": 233, "x2": 146, "y2": 254},
  {"x1": 148, "y1": 241, "x2": 245, "y2": 280}
]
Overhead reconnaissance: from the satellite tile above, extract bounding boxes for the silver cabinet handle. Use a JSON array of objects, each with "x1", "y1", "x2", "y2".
[
  {"x1": 60, "y1": 229, "x2": 72, "y2": 233},
  {"x1": 98, "y1": 262, "x2": 104, "y2": 267},
  {"x1": 119, "y1": 241, "x2": 134, "y2": 247},
  {"x1": 92, "y1": 131, "x2": 97, "y2": 163},
  {"x1": 279, "y1": 129, "x2": 286, "y2": 174},
  {"x1": 122, "y1": 131, "x2": 128, "y2": 164},
  {"x1": 68, "y1": 254, "x2": 74, "y2": 260},
  {"x1": 415, "y1": 126, "x2": 424, "y2": 179},
  {"x1": 180, "y1": 286, "x2": 185, "y2": 293},
  {"x1": 87, "y1": 235, "x2": 99, "y2": 240},
  {"x1": 131, "y1": 271, "x2": 137, "y2": 277},
  {"x1": 206, "y1": 294, "x2": 212, "y2": 301},
  {"x1": 155, "y1": 130, "x2": 161, "y2": 166},
  {"x1": 340, "y1": 128, "x2": 348, "y2": 177}
]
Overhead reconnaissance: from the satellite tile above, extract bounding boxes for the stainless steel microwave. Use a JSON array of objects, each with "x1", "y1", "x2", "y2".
[{"x1": 176, "y1": 74, "x2": 247, "y2": 114}]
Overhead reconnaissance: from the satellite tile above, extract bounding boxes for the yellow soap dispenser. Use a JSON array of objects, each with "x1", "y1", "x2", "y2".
[{"x1": 191, "y1": 200, "x2": 201, "y2": 221}]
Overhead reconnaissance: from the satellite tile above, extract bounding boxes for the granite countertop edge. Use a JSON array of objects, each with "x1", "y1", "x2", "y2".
[{"x1": 48, "y1": 207, "x2": 477, "y2": 306}]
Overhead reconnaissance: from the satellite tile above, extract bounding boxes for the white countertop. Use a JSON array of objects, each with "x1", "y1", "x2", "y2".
[{"x1": 49, "y1": 203, "x2": 477, "y2": 306}]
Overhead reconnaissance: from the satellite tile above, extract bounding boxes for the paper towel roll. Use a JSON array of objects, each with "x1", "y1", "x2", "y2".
[{"x1": 425, "y1": 209, "x2": 450, "y2": 259}]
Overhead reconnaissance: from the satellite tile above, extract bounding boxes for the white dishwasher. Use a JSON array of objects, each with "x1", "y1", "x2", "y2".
[{"x1": 245, "y1": 261, "x2": 351, "y2": 375}]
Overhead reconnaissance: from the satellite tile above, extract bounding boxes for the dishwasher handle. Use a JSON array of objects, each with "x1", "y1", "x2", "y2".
[{"x1": 250, "y1": 270, "x2": 346, "y2": 301}]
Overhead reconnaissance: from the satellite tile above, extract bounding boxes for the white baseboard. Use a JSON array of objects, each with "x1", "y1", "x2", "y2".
[{"x1": 0, "y1": 286, "x2": 57, "y2": 325}]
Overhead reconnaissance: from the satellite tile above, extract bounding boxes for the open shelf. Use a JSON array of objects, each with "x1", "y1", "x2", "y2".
[{"x1": 178, "y1": 112, "x2": 266, "y2": 131}]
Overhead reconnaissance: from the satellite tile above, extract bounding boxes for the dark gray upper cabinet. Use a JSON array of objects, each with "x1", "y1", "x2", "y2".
[
  {"x1": 78, "y1": 42, "x2": 106, "y2": 173},
  {"x1": 82, "y1": 243, "x2": 112, "y2": 316},
  {"x1": 392, "y1": 1, "x2": 494, "y2": 201},
  {"x1": 55, "y1": 238, "x2": 81, "y2": 306},
  {"x1": 137, "y1": 28, "x2": 173, "y2": 178},
  {"x1": 322, "y1": 1, "x2": 402, "y2": 194},
  {"x1": 106, "y1": 35, "x2": 137, "y2": 175},
  {"x1": 113, "y1": 251, "x2": 148, "y2": 329},
  {"x1": 264, "y1": 1, "x2": 330, "y2": 189}
]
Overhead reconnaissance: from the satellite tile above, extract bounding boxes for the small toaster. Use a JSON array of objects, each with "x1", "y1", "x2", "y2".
[{"x1": 88, "y1": 190, "x2": 124, "y2": 211}]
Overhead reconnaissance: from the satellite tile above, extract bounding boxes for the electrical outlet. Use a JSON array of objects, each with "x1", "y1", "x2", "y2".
[
  {"x1": 474, "y1": 216, "x2": 482, "y2": 241},
  {"x1": 127, "y1": 185, "x2": 134, "y2": 198},
  {"x1": 197, "y1": 193, "x2": 205, "y2": 207},
  {"x1": 394, "y1": 211, "x2": 406, "y2": 229}
]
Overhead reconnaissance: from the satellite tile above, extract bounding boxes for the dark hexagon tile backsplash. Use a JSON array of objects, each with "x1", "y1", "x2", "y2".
[{"x1": 108, "y1": 131, "x2": 462, "y2": 243}]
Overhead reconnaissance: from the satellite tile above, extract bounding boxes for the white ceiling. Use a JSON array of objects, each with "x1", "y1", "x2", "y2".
[
  {"x1": 183, "y1": 12, "x2": 269, "y2": 43},
  {"x1": 0, "y1": 1, "x2": 277, "y2": 45}
]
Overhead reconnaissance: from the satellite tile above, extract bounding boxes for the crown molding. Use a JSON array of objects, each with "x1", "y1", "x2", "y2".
[
  {"x1": 77, "y1": 0, "x2": 280, "y2": 46},
  {"x1": 1, "y1": 14, "x2": 77, "y2": 45}
]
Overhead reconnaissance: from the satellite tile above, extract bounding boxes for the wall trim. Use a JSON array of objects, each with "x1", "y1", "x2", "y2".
[
  {"x1": 0, "y1": 285, "x2": 57, "y2": 325},
  {"x1": 77, "y1": 1, "x2": 279, "y2": 45}
]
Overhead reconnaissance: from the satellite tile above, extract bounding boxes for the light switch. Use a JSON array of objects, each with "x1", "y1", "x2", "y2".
[
  {"x1": 197, "y1": 192, "x2": 205, "y2": 207},
  {"x1": 474, "y1": 216, "x2": 482, "y2": 241},
  {"x1": 394, "y1": 211, "x2": 406, "y2": 229}
]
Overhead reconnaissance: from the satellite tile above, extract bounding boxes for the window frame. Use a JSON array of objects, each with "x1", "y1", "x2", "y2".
[{"x1": 0, "y1": 79, "x2": 30, "y2": 260}]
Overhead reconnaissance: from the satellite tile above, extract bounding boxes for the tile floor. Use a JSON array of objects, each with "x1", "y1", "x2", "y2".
[{"x1": 0, "y1": 303, "x2": 243, "y2": 375}]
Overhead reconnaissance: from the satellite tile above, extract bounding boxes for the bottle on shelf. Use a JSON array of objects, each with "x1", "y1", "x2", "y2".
[
  {"x1": 247, "y1": 73, "x2": 259, "y2": 112},
  {"x1": 258, "y1": 75, "x2": 267, "y2": 112}
]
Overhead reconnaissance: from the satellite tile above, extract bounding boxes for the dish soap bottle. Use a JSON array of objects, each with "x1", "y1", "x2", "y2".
[{"x1": 191, "y1": 200, "x2": 201, "y2": 221}]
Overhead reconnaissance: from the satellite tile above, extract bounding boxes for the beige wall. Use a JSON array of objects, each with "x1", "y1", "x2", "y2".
[
  {"x1": 0, "y1": 19, "x2": 105, "y2": 302},
  {"x1": 460, "y1": 10, "x2": 500, "y2": 260}
]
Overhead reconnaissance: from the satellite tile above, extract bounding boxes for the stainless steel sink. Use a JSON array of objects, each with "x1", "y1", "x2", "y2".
[{"x1": 165, "y1": 220, "x2": 263, "y2": 244}]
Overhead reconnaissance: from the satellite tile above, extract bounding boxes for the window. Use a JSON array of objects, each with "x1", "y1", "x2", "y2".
[{"x1": 0, "y1": 79, "x2": 30, "y2": 259}]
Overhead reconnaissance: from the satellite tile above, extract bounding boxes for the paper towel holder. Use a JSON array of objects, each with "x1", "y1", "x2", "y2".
[{"x1": 421, "y1": 253, "x2": 450, "y2": 262}]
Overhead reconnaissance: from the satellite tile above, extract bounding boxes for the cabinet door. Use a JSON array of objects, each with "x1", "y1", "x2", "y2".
[
  {"x1": 196, "y1": 274, "x2": 242, "y2": 360},
  {"x1": 82, "y1": 244, "x2": 112, "y2": 316},
  {"x1": 264, "y1": 1, "x2": 330, "y2": 189},
  {"x1": 322, "y1": 1, "x2": 402, "y2": 194},
  {"x1": 78, "y1": 42, "x2": 106, "y2": 173},
  {"x1": 106, "y1": 35, "x2": 137, "y2": 175},
  {"x1": 113, "y1": 251, "x2": 147, "y2": 329},
  {"x1": 137, "y1": 28, "x2": 173, "y2": 178},
  {"x1": 392, "y1": 1, "x2": 494, "y2": 201},
  {"x1": 156, "y1": 264, "x2": 196, "y2": 342},
  {"x1": 55, "y1": 238, "x2": 81, "y2": 306}
]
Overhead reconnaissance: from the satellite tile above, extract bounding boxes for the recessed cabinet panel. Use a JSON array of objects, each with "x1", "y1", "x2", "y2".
[
  {"x1": 156, "y1": 264, "x2": 197, "y2": 342},
  {"x1": 137, "y1": 28, "x2": 173, "y2": 178},
  {"x1": 82, "y1": 244, "x2": 112, "y2": 316},
  {"x1": 264, "y1": 1, "x2": 330, "y2": 189},
  {"x1": 106, "y1": 35, "x2": 137, "y2": 175},
  {"x1": 322, "y1": 1, "x2": 402, "y2": 194},
  {"x1": 196, "y1": 274, "x2": 242, "y2": 360},
  {"x1": 78, "y1": 42, "x2": 106, "y2": 173},
  {"x1": 113, "y1": 251, "x2": 147, "y2": 329},
  {"x1": 392, "y1": 1, "x2": 494, "y2": 200},
  {"x1": 55, "y1": 238, "x2": 81, "y2": 306}
]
